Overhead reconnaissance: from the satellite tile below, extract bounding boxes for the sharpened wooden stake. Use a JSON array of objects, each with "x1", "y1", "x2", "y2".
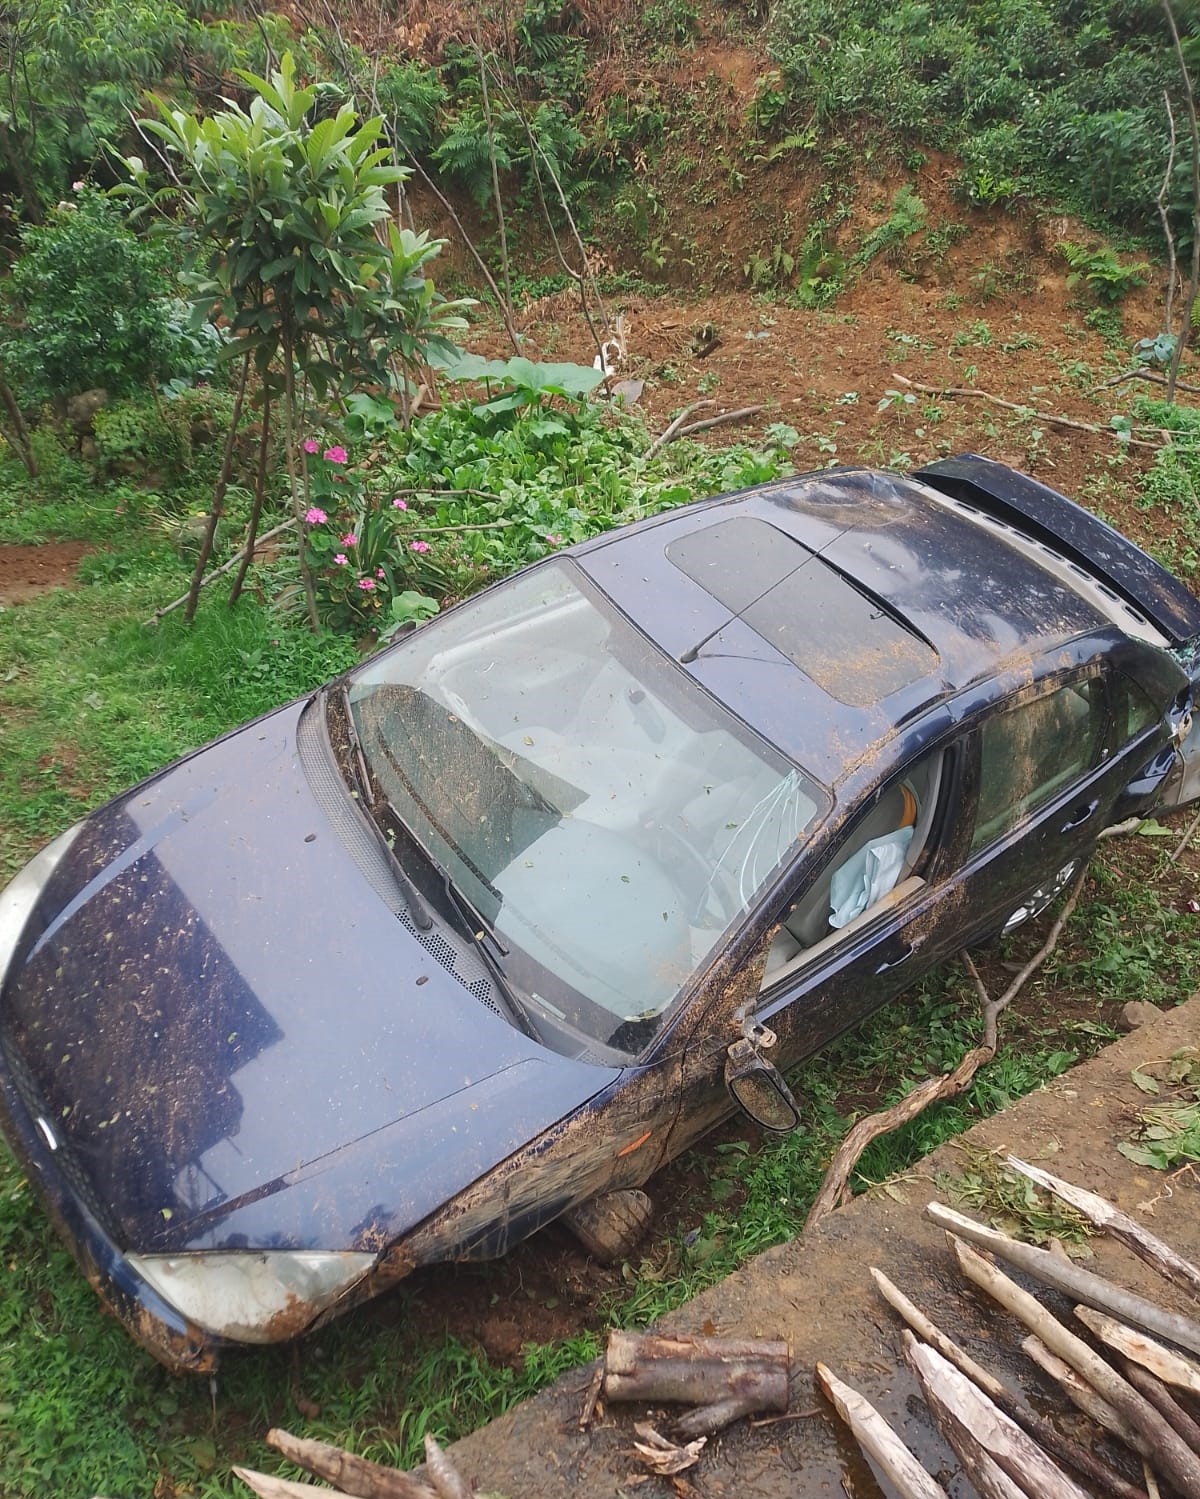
[
  {"x1": 817, "y1": 1361, "x2": 950, "y2": 1499},
  {"x1": 926, "y1": 1202, "x2": 1200, "y2": 1356},
  {"x1": 234, "y1": 1469, "x2": 355, "y2": 1499},
  {"x1": 872, "y1": 1269, "x2": 1148, "y2": 1499},
  {"x1": 904, "y1": 1333, "x2": 1093, "y2": 1499},
  {"x1": 1074, "y1": 1307, "x2": 1200, "y2": 1398},
  {"x1": 422, "y1": 1436, "x2": 471, "y2": 1499},
  {"x1": 1022, "y1": 1336, "x2": 1143, "y2": 1447},
  {"x1": 951, "y1": 1238, "x2": 1200, "y2": 1499},
  {"x1": 266, "y1": 1430, "x2": 437, "y2": 1499},
  {"x1": 1006, "y1": 1156, "x2": 1200, "y2": 1299}
]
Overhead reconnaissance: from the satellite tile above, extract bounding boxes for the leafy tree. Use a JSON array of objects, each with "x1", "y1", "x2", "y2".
[{"x1": 123, "y1": 52, "x2": 471, "y2": 626}]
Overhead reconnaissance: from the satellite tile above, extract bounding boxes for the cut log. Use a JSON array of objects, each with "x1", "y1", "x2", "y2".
[
  {"x1": 1073, "y1": 1307, "x2": 1200, "y2": 1398},
  {"x1": 265, "y1": 1430, "x2": 436, "y2": 1499},
  {"x1": 1006, "y1": 1156, "x2": 1200, "y2": 1300},
  {"x1": 905, "y1": 1334, "x2": 1093, "y2": 1498},
  {"x1": 951, "y1": 1238, "x2": 1200, "y2": 1499},
  {"x1": 234, "y1": 1469, "x2": 355, "y2": 1499},
  {"x1": 602, "y1": 1331, "x2": 789, "y2": 1416},
  {"x1": 926, "y1": 1202, "x2": 1200, "y2": 1356},
  {"x1": 872, "y1": 1269, "x2": 1148, "y2": 1499},
  {"x1": 1022, "y1": 1337, "x2": 1141, "y2": 1447},
  {"x1": 816, "y1": 1361, "x2": 950, "y2": 1499}
]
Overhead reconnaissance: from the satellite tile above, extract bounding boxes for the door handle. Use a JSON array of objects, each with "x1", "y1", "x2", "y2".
[
  {"x1": 874, "y1": 942, "x2": 916, "y2": 975},
  {"x1": 1059, "y1": 798, "x2": 1100, "y2": 834}
]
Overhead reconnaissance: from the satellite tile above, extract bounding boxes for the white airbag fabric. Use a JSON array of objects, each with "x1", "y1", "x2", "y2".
[{"x1": 828, "y1": 827, "x2": 913, "y2": 929}]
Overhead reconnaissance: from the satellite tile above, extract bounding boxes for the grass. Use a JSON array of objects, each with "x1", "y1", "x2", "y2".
[{"x1": 3, "y1": 419, "x2": 1200, "y2": 1495}]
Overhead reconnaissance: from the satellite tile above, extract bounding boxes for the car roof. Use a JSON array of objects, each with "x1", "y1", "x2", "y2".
[{"x1": 575, "y1": 466, "x2": 1112, "y2": 786}]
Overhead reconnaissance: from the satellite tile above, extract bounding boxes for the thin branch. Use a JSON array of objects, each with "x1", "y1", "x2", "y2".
[
  {"x1": 143, "y1": 521, "x2": 296, "y2": 628},
  {"x1": 1159, "y1": 89, "x2": 1180, "y2": 337},
  {"x1": 891, "y1": 375, "x2": 1165, "y2": 449},
  {"x1": 1098, "y1": 368, "x2": 1200, "y2": 394},
  {"x1": 644, "y1": 399, "x2": 716, "y2": 459},
  {"x1": 1163, "y1": 0, "x2": 1200, "y2": 404}
]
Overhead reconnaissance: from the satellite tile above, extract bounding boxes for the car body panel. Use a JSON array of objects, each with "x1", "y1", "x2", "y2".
[{"x1": 0, "y1": 700, "x2": 615, "y2": 1256}]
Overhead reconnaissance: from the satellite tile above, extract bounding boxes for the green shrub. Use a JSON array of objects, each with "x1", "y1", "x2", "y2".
[{"x1": 0, "y1": 190, "x2": 184, "y2": 404}]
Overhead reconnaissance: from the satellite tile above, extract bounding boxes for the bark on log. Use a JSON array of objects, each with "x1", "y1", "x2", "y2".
[
  {"x1": 1006, "y1": 1156, "x2": 1200, "y2": 1300},
  {"x1": 905, "y1": 1333, "x2": 1093, "y2": 1499},
  {"x1": 602, "y1": 1331, "x2": 790, "y2": 1414},
  {"x1": 951, "y1": 1239, "x2": 1200, "y2": 1499},
  {"x1": 1122, "y1": 1361, "x2": 1200, "y2": 1456},
  {"x1": 265, "y1": 1430, "x2": 436, "y2": 1499},
  {"x1": 816, "y1": 1361, "x2": 950, "y2": 1499},
  {"x1": 927, "y1": 1202, "x2": 1200, "y2": 1356},
  {"x1": 234, "y1": 1469, "x2": 355, "y2": 1499},
  {"x1": 872, "y1": 1269, "x2": 1147, "y2": 1499},
  {"x1": 1022, "y1": 1337, "x2": 1142, "y2": 1447},
  {"x1": 1074, "y1": 1307, "x2": 1200, "y2": 1398}
]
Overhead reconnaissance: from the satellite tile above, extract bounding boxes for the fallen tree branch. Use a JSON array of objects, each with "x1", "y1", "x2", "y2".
[
  {"x1": 805, "y1": 866, "x2": 1087, "y2": 1227},
  {"x1": 669, "y1": 405, "x2": 764, "y2": 443},
  {"x1": 1023, "y1": 1337, "x2": 1142, "y2": 1448},
  {"x1": 422, "y1": 1434, "x2": 471, "y2": 1499},
  {"x1": 143, "y1": 520, "x2": 295, "y2": 628},
  {"x1": 644, "y1": 400, "x2": 716, "y2": 459},
  {"x1": 1098, "y1": 369, "x2": 1200, "y2": 395},
  {"x1": 817, "y1": 1361, "x2": 950, "y2": 1499},
  {"x1": 891, "y1": 374, "x2": 1165, "y2": 448},
  {"x1": 1121, "y1": 1358, "x2": 1200, "y2": 1455},
  {"x1": 265, "y1": 1430, "x2": 436, "y2": 1499},
  {"x1": 235, "y1": 1469, "x2": 354, "y2": 1499},
  {"x1": 1006, "y1": 1156, "x2": 1200, "y2": 1299}
]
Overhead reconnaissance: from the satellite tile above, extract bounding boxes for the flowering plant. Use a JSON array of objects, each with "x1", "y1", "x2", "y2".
[{"x1": 300, "y1": 442, "x2": 439, "y2": 634}]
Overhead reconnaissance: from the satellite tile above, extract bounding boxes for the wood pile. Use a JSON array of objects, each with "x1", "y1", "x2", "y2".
[
  {"x1": 230, "y1": 1155, "x2": 1200, "y2": 1499},
  {"x1": 823, "y1": 1156, "x2": 1200, "y2": 1498}
]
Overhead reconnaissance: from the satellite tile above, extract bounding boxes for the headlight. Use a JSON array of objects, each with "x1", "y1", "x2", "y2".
[
  {"x1": 0, "y1": 822, "x2": 83, "y2": 988},
  {"x1": 127, "y1": 1249, "x2": 375, "y2": 1342}
]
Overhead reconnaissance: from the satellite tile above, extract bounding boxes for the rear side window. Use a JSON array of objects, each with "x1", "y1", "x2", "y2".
[
  {"x1": 971, "y1": 679, "x2": 1105, "y2": 851},
  {"x1": 1112, "y1": 673, "x2": 1161, "y2": 743}
]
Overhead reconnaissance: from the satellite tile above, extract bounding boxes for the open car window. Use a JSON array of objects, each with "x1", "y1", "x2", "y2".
[
  {"x1": 347, "y1": 562, "x2": 827, "y2": 1055},
  {"x1": 760, "y1": 745, "x2": 947, "y2": 989}
]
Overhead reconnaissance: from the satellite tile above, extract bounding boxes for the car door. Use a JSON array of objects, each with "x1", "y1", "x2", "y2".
[{"x1": 945, "y1": 664, "x2": 1170, "y2": 948}]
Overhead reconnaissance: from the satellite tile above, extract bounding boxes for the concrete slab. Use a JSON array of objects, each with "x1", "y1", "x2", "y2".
[{"x1": 447, "y1": 995, "x2": 1200, "y2": 1497}]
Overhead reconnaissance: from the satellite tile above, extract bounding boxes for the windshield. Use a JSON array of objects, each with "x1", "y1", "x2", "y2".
[{"x1": 348, "y1": 562, "x2": 824, "y2": 1053}]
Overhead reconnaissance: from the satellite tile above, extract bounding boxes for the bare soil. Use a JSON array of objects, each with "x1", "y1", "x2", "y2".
[{"x1": 0, "y1": 541, "x2": 90, "y2": 605}]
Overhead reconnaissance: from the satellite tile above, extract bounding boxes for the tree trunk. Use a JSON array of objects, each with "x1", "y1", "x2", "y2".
[
  {"x1": 183, "y1": 353, "x2": 250, "y2": 625},
  {"x1": 229, "y1": 382, "x2": 272, "y2": 606},
  {"x1": 0, "y1": 364, "x2": 36, "y2": 476}
]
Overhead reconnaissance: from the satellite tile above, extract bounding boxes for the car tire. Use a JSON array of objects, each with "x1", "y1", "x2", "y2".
[
  {"x1": 1001, "y1": 857, "x2": 1080, "y2": 935},
  {"x1": 562, "y1": 1188, "x2": 654, "y2": 1262}
]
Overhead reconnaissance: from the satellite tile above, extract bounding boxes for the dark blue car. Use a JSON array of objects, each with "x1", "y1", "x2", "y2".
[{"x1": 2, "y1": 455, "x2": 1198, "y2": 1371}]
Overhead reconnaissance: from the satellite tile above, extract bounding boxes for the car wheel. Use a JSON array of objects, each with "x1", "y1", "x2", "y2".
[
  {"x1": 562, "y1": 1188, "x2": 654, "y2": 1262},
  {"x1": 1001, "y1": 858, "x2": 1080, "y2": 935}
]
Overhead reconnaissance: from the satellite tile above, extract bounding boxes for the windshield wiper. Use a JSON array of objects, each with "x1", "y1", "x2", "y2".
[
  {"x1": 336, "y1": 685, "x2": 434, "y2": 933},
  {"x1": 438, "y1": 875, "x2": 544, "y2": 1043}
]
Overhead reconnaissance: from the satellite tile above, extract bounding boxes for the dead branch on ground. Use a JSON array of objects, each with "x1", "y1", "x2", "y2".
[
  {"x1": 644, "y1": 401, "x2": 763, "y2": 459},
  {"x1": 891, "y1": 374, "x2": 1165, "y2": 448},
  {"x1": 143, "y1": 519, "x2": 296, "y2": 628},
  {"x1": 1099, "y1": 368, "x2": 1200, "y2": 395},
  {"x1": 602, "y1": 1330, "x2": 790, "y2": 1437},
  {"x1": 805, "y1": 864, "x2": 1087, "y2": 1228},
  {"x1": 266, "y1": 1430, "x2": 436, "y2": 1499}
]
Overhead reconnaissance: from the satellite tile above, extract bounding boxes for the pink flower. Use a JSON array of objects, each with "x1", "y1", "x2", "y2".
[
  {"x1": 341, "y1": 532, "x2": 358, "y2": 546},
  {"x1": 72, "y1": 180, "x2": 84, "y2": 192},
  {"x1": 391, "y1": 498, "x2": 408, "y2": 511},
  {"x1": 305, "y1": 507, "x2": 327, "y2": 525},
  {"x1": 302, "y1": 438, "x2": 319, "y2": 455},
  {"x1": 409, "y1": 540, "x2": 430, "y2": 554},
  {"x1": 357, "y1": 577, "x2": 376, "y2": 591},
  {"x1": 323, "y1": 445, "x2": 348, "y2": 465},
  {"x1": 544, "y1": 533, "x2": 563, "y2": 546},
  {"x1": 376, "y1": 567, "x2": 385, "y2": 578},
  {"x1": 333, "y1": 553, "x2": 348, "y2": 566}
]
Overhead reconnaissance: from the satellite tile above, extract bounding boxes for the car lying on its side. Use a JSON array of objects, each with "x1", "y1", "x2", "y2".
[{"x1": 2, "y1": 453, "x2": 1199, "y2": 1372}]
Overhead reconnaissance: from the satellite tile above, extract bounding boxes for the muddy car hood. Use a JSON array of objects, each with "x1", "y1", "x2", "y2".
[{"x1": 0, "y1": 699, "x2": 613, "y2": 1255}]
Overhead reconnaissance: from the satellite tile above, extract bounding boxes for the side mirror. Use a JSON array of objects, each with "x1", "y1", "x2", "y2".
[{"x1": 724, "y1": 1030, "x2": 801, "y2": 1133}]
